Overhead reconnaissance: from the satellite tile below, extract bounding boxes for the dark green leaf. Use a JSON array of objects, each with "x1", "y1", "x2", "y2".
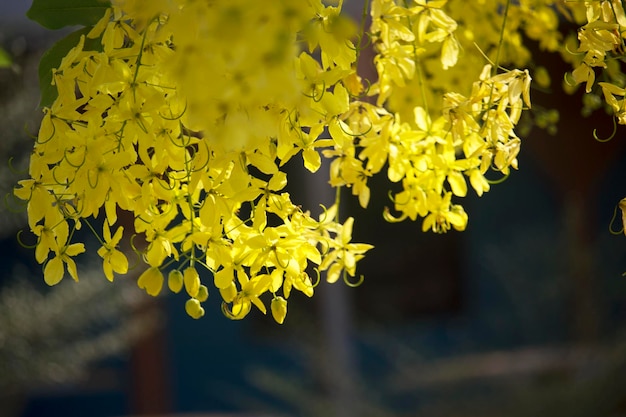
[
  {"x1": 38, "y1": 27, "x2": 103, "y2": 108},
  {"x1": 27, "y1": 0, "x2": 111, "y2": 30}
]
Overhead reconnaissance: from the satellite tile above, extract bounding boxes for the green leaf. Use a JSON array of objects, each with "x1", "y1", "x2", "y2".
[
  {"x1": 38, "y1": 27, "x2": 103, "y2": 108},
  {"x1": 0, "y1": 48, "x2": 11, "y2": 68},
  {"x1": 27, "y1": 0, "x2": 111, "y2": 30}
]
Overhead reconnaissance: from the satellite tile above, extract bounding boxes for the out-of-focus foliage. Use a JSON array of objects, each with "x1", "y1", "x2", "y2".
[
  {"x1": 0, "y1": 47, "x2": 11, "y2": 68},
  {"x1": 0, "y1": 266, "x2": 154, "y2": 396}
]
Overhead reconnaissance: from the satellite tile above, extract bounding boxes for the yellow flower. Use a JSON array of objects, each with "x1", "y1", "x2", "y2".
[
  {"x1": 571, "y1": 62, "x2": 596, "y2": 93},
  {"x1": 97, "y1": 222, "x2": 128, "y2": 282},
  {"x1": 599, "y1": 82, "x2": 626, "y2": 124},
  {"x1": 43, "y1": 243, "x2": 86, "y2": 286},
  {"x1": 319, "y1": 217, "x2": 373, "y2": 284},
  {"x1": 422, "y1": 192, "x2": 468, "y2": 233},
  {"x1": 31, "y1": 208, "x2": 68, "y2": 264},
  {"x1": 13, "y1": 178, "x2": 59, "y2": 231},
  {"x1": 222, "y1": 270, "x2": 269, "y2": 320}
]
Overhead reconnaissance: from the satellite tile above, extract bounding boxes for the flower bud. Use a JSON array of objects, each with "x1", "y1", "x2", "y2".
[
  {"x1": 271, "y1": 296, "x2": 287, "y2": 324},
  {"x1": 196, "y1": 285, "x2": 209, "y2": 302},
  {"x1": 183, "y1": 267, "x2": 200, "y2": 297},
  {"x1": 185, "y1": 298, "x2": 205, "y2": 319},
  {"x1": 168, "y1": 269, "x2": 184, "y2": 293}
]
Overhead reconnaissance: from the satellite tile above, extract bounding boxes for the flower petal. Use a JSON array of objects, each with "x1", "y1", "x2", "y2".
[{"x1": 44, "y1": 257, "x2": 65, "y2": 286}]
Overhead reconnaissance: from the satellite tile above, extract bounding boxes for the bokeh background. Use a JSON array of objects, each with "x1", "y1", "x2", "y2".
[{"x1": 3, "y1": 2, "x2": 626, "y2": 417}]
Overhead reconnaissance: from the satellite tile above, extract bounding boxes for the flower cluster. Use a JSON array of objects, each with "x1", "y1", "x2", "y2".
[
  {"x1": 347, "y1": 0, "x2": 532, "y2": 232},
  {"x1": 15, "y1": 0, "x2": 374, "y2": 323},
  {"x1": 570, "y1": 1, "x2": 626, "y2": 101},
  {"x1": 565, "y1": 1, "x2": 626, "y2": 227},
  {"x1": 16, "y1": 0, "x2": 558, "y2": 322}
]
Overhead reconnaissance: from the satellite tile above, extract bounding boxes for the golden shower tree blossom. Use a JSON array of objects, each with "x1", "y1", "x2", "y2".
[
  {"x1": 20, "y1": 0, "x2": 623, "y2": 323},
  {"x1": 96, "y1": 222, "x2": 128, "y2": 281}
]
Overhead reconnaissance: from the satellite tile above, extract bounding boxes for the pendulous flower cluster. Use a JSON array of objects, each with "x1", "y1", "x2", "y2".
[
  {"x1": 17, "y1": 0, "x2": 578, "y2": 323},
  {"x1": 14, "y1": 0, "x2": 374, "y2": 323}
]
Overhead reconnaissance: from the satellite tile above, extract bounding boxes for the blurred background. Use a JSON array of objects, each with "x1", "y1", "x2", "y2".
[{"x1": 2, "y1": 2, "x2": 626, "y2": 417}]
